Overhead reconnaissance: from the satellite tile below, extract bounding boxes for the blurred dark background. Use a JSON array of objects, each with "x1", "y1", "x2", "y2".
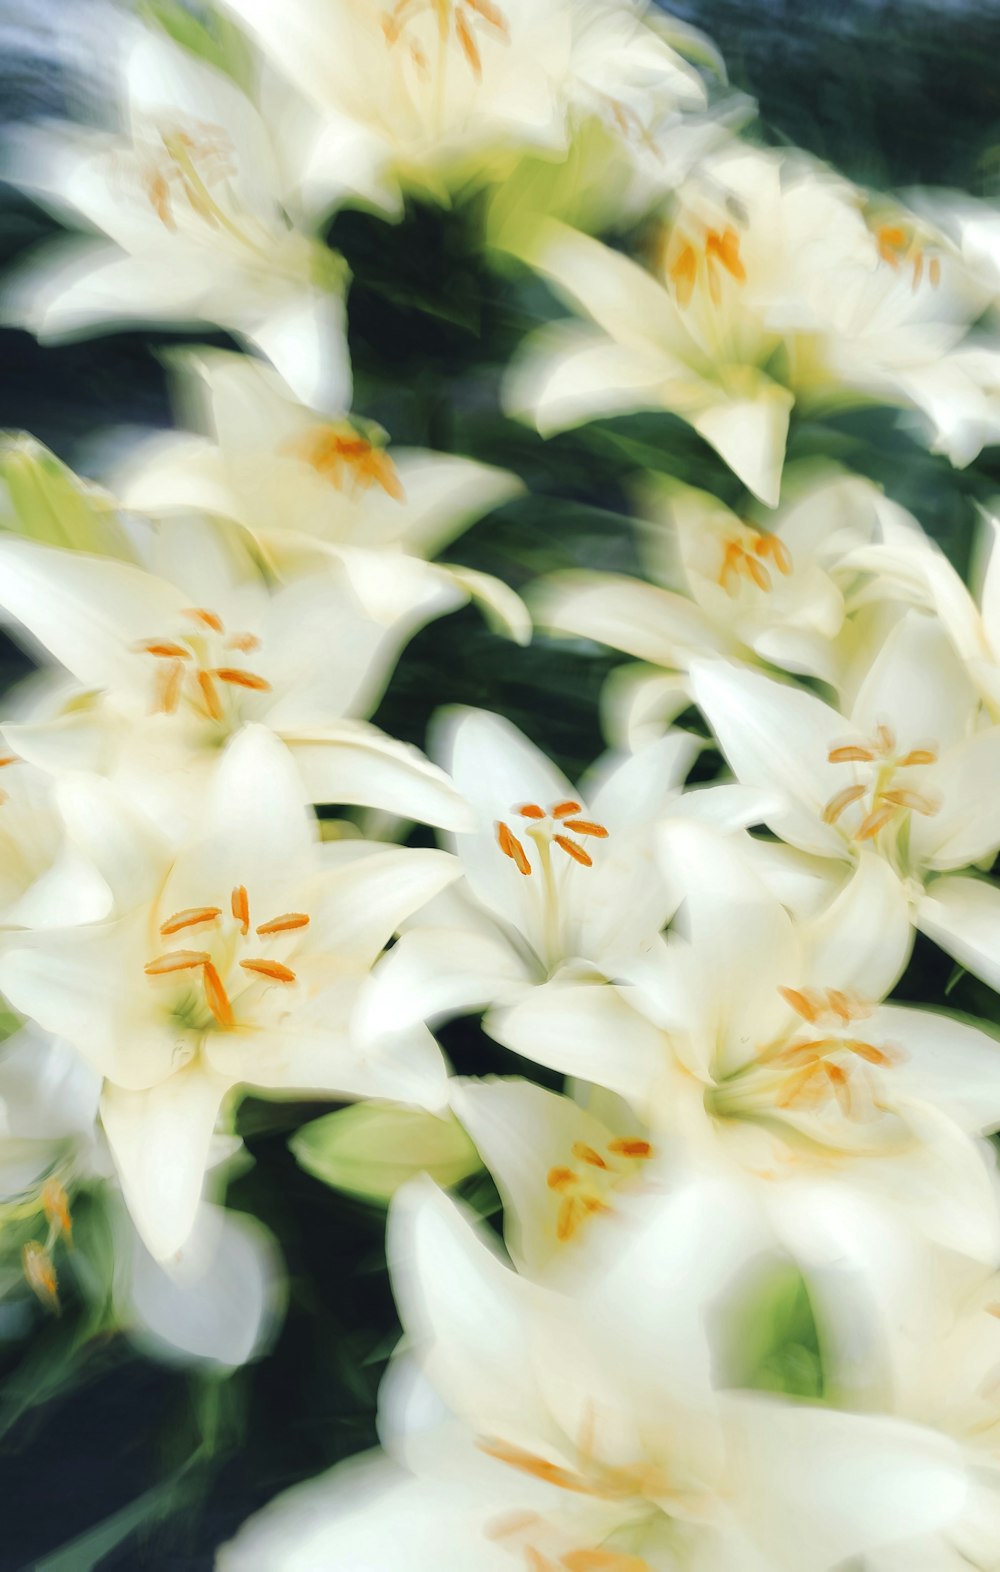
[{"x1": 2, "y1": 1, "x2": 1000, "y2": 1566}]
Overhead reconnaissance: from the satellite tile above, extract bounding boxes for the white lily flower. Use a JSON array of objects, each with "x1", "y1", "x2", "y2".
[
  {"x1": 686, "y1": 617, "x2": 1000, "y2": 990},
  {"x1": 4, "y1": 30, "x2": 350, "y2": 407},
  {"x1": 217, "y1": 0, "x2": 705, "y2": 217},
  {"x1": 218, "y1": 1176, "x2": 975, "y2": 1571},
  {"x1": 536, "y1": 470, "x2": 902, "y2": 749},
  {"x1": 0, "y1": 727, "x2": 460, "y2": 1257},
  {"x1": 0, "y1": 522, "x2": 473, "y2": 833},
  {"x1": 114, "y1": 348, "x2": 530, "y2": 643},
  {"x1": 358, "y1": 706, "x2": 769, "y2": 1034},
  {"x1": 505, "y1": 144, "x2": 1000, "y2": 503},
  {"x1": 0, "y1": 1022, "x2": 281, "y2": 1365},
  {"x1": 492, "y1": 823, "x2": 1000, "y2": 1271}
]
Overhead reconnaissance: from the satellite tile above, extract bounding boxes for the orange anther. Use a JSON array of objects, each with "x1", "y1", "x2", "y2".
[
  {"x1": 22, "y1": 1242, "x2": 59, "y2": 1312},
  {"x1": 159, "y1": 906, "x2": 222, "y2": 936},
  {"x1": 455, "y1": 8, "x2": 482, "y2": 74},
  {"x1": 571, "y1": 1142, "x2": 608, "y2": 1169},
  {"x1": 856, "y1": 802, "x2": 898, "y2": 840},
  {"x1": 517, "y1": 803, "x2": 546, "y2": 819},
  {"x1": 156, "y1": 659, "x2": 184, "y2": 715},
  {"x1": 466, "y1": 0, "x2": 508, "y2": 32},
  {"x1": 778, "y1": 985, "x2": 821, "y2": 1022},
  {"x1": 847, "y1": 1039, "x2": 894, "y2": 1066},
  {"x1": 42, "y1": 1179, "x2": 72, "y2": 1241},
  {"x1": 560, "y1": 819, "x2": 608, "y2": 838},
  {"x1": 873, "y1": 722, "x2": 896, "y2": 755},
  {"x1": 755, "y1": 533, "x2": 793, "y2": 574},
  {"x1": 139, "y1": 640, "x2": 190, "y2": 659},
  {"x1": 184, "y1": 607, "x2": 225, "y2": 633},
  {"x1": 607, "y1": 1138, "x2": 653, "y2": 1159},
  {"x1": 827, "y1": 744, "x2": 875, "y2": 764},
  {"x1": 0, "y1": 755, "x2": 17, "y2": 767},
  {"x1": 145, "y1": 949, "x2": 211, "y2": 976},
  {"x1": 879, "y1": 787, "x2": 940, "y2": 815},
  {"x1": 547, "y1": 1166, "x2": 578, "y2": 1192},
  {"x1": 256, "y1": 912, "x2": 310, "y2": 935},
  {"x1": 497, "y1": 821, "x2": 531, "y2": 875},
  {"x1": 231, "y1": 885, "x2": 250, "y2": 935},
  {"x1": 553, "y1": 835, "x2": 593, "y2": 867},
  {"x1": 213, "y1": 667, "x2": 271, "y2": 691},
  {"x1": 706, "y1": 225, "x2": 746, "y2": 283},
  {"x1": 821, "y1": 784, "x2": 866, "y2": 825},
  {"x1": 823, "y1": 1060, "x2": 852, "y2": 1115},
  {"x1": 742, "y1": 554, "x2": 771, "y2": 592},
  {"x1": 911, "y1": 250, "x2": 924, "y2": 290},
  {"x1": 551, "y1": 801, "x2": 582, "y2": 819},
  {"x1": 198, "y1": 668, "x2": 223, "y2": 721},
  {"x1": 240, "y1": 958, "x2": 297, "y2": 983},
  {"x1": 202, "y1": 961, "x2": 234, "y2": 1029},
  {"x1": 556, "y1": 1197, "x2": 578, "y2": 1241},
  {"x1": 877, "y1": 224, "x2": 906, "y2": 265},
  {"x1": 668, "y1": 242, "x2": 697, "y2": 307},
  {"x1": 898, "y1": 747, "x2": 938, "y2": 767},
  {"x1": 477, "y1": 1439, "x2": 609, "y2": 1498},
  {"x1": 929, "y1": 256, "x2": 942, "y2": 287},
  {"x1": 225, "y1": 632, "x2": 261, "y2": 653}
]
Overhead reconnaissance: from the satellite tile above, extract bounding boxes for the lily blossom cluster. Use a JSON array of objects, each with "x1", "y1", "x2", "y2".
[{"x1": 3, "y1": 0, "x2": 1000, "y2": 1566}]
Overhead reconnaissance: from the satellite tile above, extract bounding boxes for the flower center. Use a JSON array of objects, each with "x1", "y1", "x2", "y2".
[
  {"x1": 546, "y1": 1136, "x2": 654, "y2": 1243},
  {"x1": 496, "y1": 800, "x2": 609, "y2": 877},
  {"x1": 821, "y1": 722, "x2": 940, "y2": 843},
  {"x1": 873, "y1": 221, "x2": 942, "y2": 291},
  {"x1": 711, "y1": 985, "x2": 905, "y2": 1129},
  {"x1": 381, "y1": 0, "x2": 509, "y2": 79},
  {"x1": 662, "y1": 223, "x2": 747, "y2": 308},
  {"x1": 135, "y1": 606, "x2": 270, "y2": 723},
  {"x1": 718, "y1": 529, "x2": 792, "y2": 596},
  {"x1": 141, "y1": 121, "x2": 240, "y2": 236},
  {"x1": 286, "y1": 423, "x2": 405, "y2": 501},
  {"x1": 144, "y1": 883, "x2": 310, "y2": 1032}
]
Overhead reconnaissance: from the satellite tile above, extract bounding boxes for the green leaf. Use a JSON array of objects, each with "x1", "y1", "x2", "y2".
[{"x1": 291, "y1": 1102, "x2": 482, "y2": 1205}]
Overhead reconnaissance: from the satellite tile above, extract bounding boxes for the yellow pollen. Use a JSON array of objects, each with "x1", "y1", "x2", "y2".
[
  {"x1": 213, "y1": 667, "x2": 272, "y2": 691},
  {"x1": 821, "y1": 783, "x2": 866, "y2": 825},
  {"x1": 232, "y1": 885, "x2": 250, "y2": 936},
  {"x1": 553, "y1": 834, "x2": 592, "y2": 867},
  {"x1": 202, "y1": 960, "x2": 234, "y2": 1029},
  {"x1": 571, "y1": 1142, "x2": 608, "y2": 1169}
]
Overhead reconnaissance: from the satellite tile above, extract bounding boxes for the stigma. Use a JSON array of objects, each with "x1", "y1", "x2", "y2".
[{"x1": 496, "y1": 799, "x2": 609, "y2": 877}]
